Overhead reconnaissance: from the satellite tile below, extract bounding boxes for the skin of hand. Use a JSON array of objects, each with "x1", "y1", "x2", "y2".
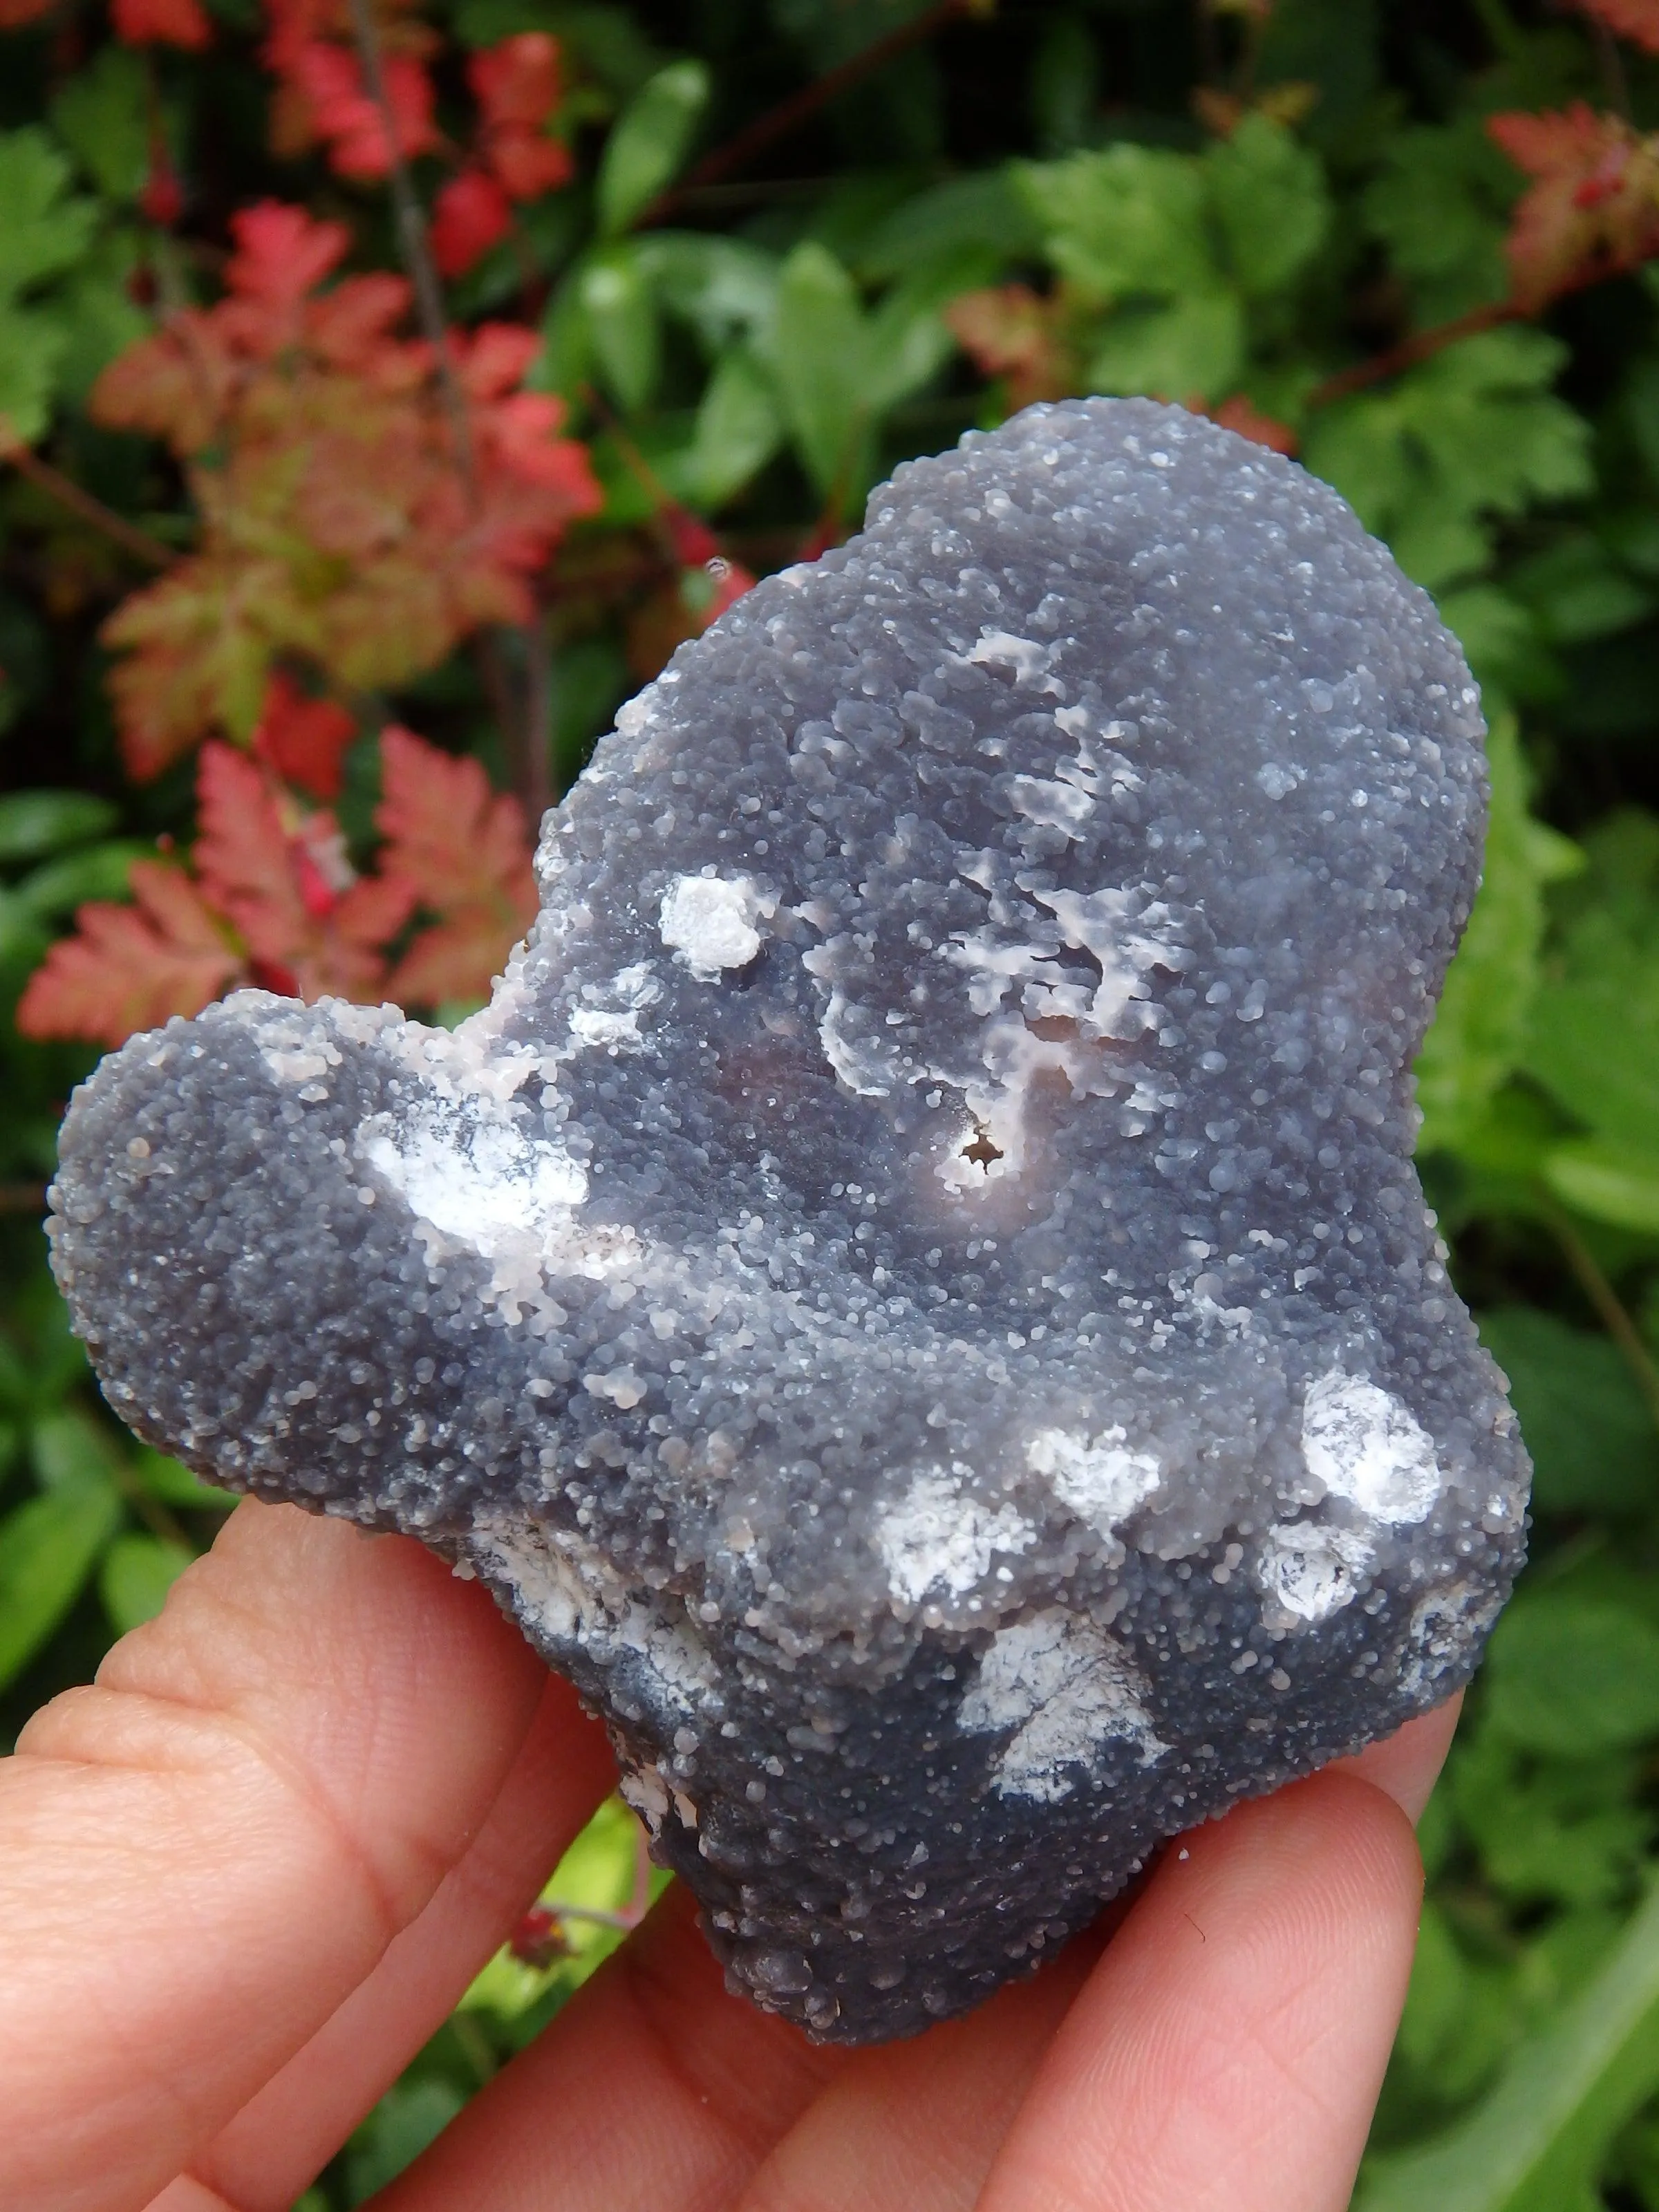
[{"x1": 0, "y1": 1499, "x2": 1459, "y2": 2212}]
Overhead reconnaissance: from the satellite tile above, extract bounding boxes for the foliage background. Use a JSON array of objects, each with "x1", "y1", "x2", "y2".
[{"x1": 6, "y1": 0, "x2": 1659, "y2": 2201}]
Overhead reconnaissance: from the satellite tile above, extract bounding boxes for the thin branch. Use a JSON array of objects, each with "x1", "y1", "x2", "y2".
[
  {"x1": 1540, "y1": 1193, "x2": 1659, "y2": 1434},
  {"x1": 0, "y1": 426, "x2": 173, "y2": 570},
  {"x1": 1307, "y1": 241, "x2": 1659, "y2": 409},
  {"x1": 0, "y1": 1180, "x2": 48, "y2": 1215},
  {"x1": 639, "y1": 0, "x2": 981, "y2": 228},
  {"x1": 341, "y1": 0, "x2": 475, "y2": 485}
]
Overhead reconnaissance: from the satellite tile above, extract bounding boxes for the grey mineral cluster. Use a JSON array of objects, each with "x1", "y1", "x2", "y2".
[{"x1": 49, "y1": 397, "x2": 1530, "y2": 2043}]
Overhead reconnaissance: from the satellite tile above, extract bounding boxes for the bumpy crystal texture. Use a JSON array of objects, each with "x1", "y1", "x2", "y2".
[{"x1": 48, "y1": 398, "x2": 1529, "y2": 2043}]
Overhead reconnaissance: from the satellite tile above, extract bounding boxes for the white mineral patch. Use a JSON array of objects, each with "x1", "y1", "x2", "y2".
[
  {"x1": 660, "y1": 874, "x2": 772, "y2": 979},
  {"x1": 877, "y1": 1466, "x2": 1034, "y2": 1604},
  {"x1": 1257, "y1": 1521, "x2": 1376, "y2": 1624},
  {"x1": 964, "y1": 630, "x2": 1063, "y2": 694},
  {"x1": 473, "y1": 1518, "x2": 716, "y2": 1718},
  {"x1": 1028, "y1": 1426, "x2": 1161, "y2": 1535},
  {"x1": 364, "y1": 1104, "x2": 587, "y2": 1255},
  {"x1": 1398, "y1": 1580, "x2": 1501, "y2": 1700},
  {"x1": 1302, "y1": 1370, "x2": 1442, "y2": 1522},
  {"x1": 1007, "y1": 775, "x2": 1094, "y2": 834},
  {"x1": 959, "y1": 1609, "x2": 1168, "y2": 1801},
  {"x1": 569, "y1": 962, "x2": 662, "y2": 1050}
]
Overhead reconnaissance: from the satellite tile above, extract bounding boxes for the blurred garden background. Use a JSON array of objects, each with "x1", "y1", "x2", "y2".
[{"x1": 4, "y1": 0, "x2": 1659, "y2": 2200}]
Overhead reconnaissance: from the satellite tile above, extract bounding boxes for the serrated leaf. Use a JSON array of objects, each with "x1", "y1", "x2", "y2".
[
  {"x1": 1206, "y1": 114, "x2": 1330, "y2": 298},
  {"x1": 595, "y1": 59, "x2": 709, "y2": 236},
  {"x1": 0, "y1": 129, "x2": 98, "y2": 305},
  {"x1": 1487, "y1": 1598, "x2": 1659, "y2": 1756},
  {"x1": 0, "y1": 306, "x2": 70, "y2": 448},
  {"x1": 14, "y1": 856, "x2": 244, "y2": 1049},
  {"x1": 100, "y1": 1531, "x2": 193, "y2": 1633},
  {"x1": 0, "y1": 790, "x2": 118, "y2": 863},
  {"x1": 48, "y1": 47, "x2": 151, "y2": 201},
  {"x1": 1087, "y1": 289, "x2": 1244, "y2": 404},
  {"x1": 1018, "y1": 144, "x2": 1215, "y2": 301},
  {"x1": 0, "y1": 1473, "x2": 122, "y2": 1689},
  {"x1": 1363, "y1": 121, "x2": 1514, "y2": 321},
  {"x1": 377, "y1": 726, "x2": 536, "y2": 1006},
  {"x1": 1416, "y1": 716, "x2": 1579, "y2": 1154}
]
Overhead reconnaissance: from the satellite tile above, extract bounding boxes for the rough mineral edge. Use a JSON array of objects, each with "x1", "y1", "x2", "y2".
[{"x1": 48, "y1": 397, "x2": 1529, "y2": 2044}]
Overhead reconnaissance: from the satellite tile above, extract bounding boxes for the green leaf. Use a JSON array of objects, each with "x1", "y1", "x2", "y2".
[
  {"x1": 14, "y1": 841, "x2": 145, "y2": 919},
  {"x1": 1018, "y1": 143, "x2": 1216, "y2": 301},
  {"x1": 594, "y1": 59, "x2": 709, "y2": 237},
  {"x1": 1543, "y1": 1141, "x2": 1659, "y2": 1236},
  {"x1": 1206, "y1": 114, "x2": 1330, "y2": 299},
  {"x1": 578, "y1": 246, "x2": 660, "y2": 413},
  {"x1": 346, "y1": 2080, "x2": 467, "y2": 2200},
  {"x1": 1479, "y1": 1307, "x2": 1659, "y2": 1517},
  {"x1": 31, "y1": 1407, "x2": 121, "y2": 1492},
  {"x1": 1087, "y1": 290, "x2": 1245, "y2": 405},
  {"x1": 1416, "y1": 716, "x2": 1580, "y2": 1154},
  {"x1": 100, "y1": 1531, "x2": 192, "y2": 1633},
  {"x1": 1526, "y1": 844, "x2": 1659, "y2": 1155},
  {"x1": 1356, "y1": 1874, "x2": 1659, "y2": 2212},
  {"x1": 131, "y1": 1445, "x2": 236, "y2": 1510},
  {"x1": 1304, "y1": 330, "x2": 1592, "y2": 591},
  {"x1": 1362, "y1": 121, "x2": 1513, "y2": 323},
  {"x1": 0, "y1": 1474, "x2": 122, "y2": 1689},
  {"x1": 0, "y1": 129, "x2": 97, "y2": 305},
  {"x1": 637, "y1": 232, "x2": 778, "y2": 353},
  {"x1": 770, "y1": 241, "x2": 868, "y2": 498},
  {"x1": 675, "y1": 346, "x2": 783, "y2": 507},
  {"x1": 0, "y1": 790, "x2": 118, "y2": 863},
  {"x1": 0, "y1": 306, "x2": 70, "y2": 449},
  {"x1": 856, "y1": 170, "x2": 1041, "y2": 283},
  {"x1": 1485, "y1": 1598, "x2": 1659, "y2": 1758},
  {"x1": 49, "y1": 48, "x2": 151, "y2": 203}
]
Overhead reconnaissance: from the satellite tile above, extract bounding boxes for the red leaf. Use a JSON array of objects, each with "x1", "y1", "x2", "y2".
[
  {"x1": 111, "y1": 0, "x2": 211, "y2": 46},
  {"x1": 16, "y1": 859, "x2": 244, "y2": 1049},
  {"x1": 945, "y1": 285, "x2": 1076, "y2": 410},
  {"x1": 375, "y1": 724, "x2": 536, "y2": 1004},
  {"x1": 292, "y1": 43, "x2": 435, "y2": 178},
  {"x1": 488, "y1": 126, "x2": 572, "y2": 203},
  {"x1": 0, "y1": 0, "x2": 54, "y2": 24},
  {"x1": 431, "y1": 170, "x2": 513, "y2": 279},
  {"x1": 1488, "y1": 104, "x2": 1659, "y2": 306},
  {"x1": 140, "y1": 156, "x2": 185, "y2": 226},
  {"x1": 1207, "y1": 395, "x2": 1298, "y2": 456},
  {"x1": 1573, "y1": 0, "x2": 1659, "y2": 53},
  {"x1": 252, "y1": 672, "x2": 357, "y2": 799},
  {"x1": 227, "y1": 199, "x2": 350, "y2": 316},
  {"x1": 470, "y1": 32, "x2": 561, "y2": 131},
  {"x1": 195, "y1": 742, "x2": 310, "y2": 965}
]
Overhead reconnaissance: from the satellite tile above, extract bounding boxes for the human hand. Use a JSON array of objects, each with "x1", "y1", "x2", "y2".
[{"x1": 0, "y1": 1499, "x2": 1456, "y2": 2212}]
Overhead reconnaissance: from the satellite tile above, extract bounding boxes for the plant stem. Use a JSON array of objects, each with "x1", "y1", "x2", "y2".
[
  {"x1": 1541, "y1": 1193, "x2": 1659, "y2": 1433},
  {"x1": 0, "y1": 427, "x2": 173, "y2": 569},
  {"x1": 639, "y1": 0, "x2": 982, "y2": 227},
  {"x1": 342, "y1": 0, "x2": 476, "y2": 487}
]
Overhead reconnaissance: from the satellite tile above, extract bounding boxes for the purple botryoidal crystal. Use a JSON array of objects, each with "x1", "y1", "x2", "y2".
[{"x1": 48, "y1": 397, "x2": 1529, "y2": 2043}]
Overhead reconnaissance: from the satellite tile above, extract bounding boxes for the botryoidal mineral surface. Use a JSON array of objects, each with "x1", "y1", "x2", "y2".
[{"x1": 50, "y1": 397, "x2": 1530, "y2": 2042}]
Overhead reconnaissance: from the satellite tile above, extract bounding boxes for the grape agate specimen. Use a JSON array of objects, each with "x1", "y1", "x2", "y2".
[{"x1": 48, "y1": 398, "x2": 1530, "y2": 2043}]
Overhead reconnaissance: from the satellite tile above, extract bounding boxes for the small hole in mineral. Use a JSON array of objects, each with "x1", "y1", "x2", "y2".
[{"x1": 962, "y1": 1124, "x2": 1004, "y2": 1170}]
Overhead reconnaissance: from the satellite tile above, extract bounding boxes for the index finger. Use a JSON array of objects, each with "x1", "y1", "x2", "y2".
[{"x1": 0, "y1": 1499, "x2": 562, "y2": 2212}]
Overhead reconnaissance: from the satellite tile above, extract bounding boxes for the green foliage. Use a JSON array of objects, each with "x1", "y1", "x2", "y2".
[{"x1": 8, "y1": 0, "x2": 1659, "y2": 2203}]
